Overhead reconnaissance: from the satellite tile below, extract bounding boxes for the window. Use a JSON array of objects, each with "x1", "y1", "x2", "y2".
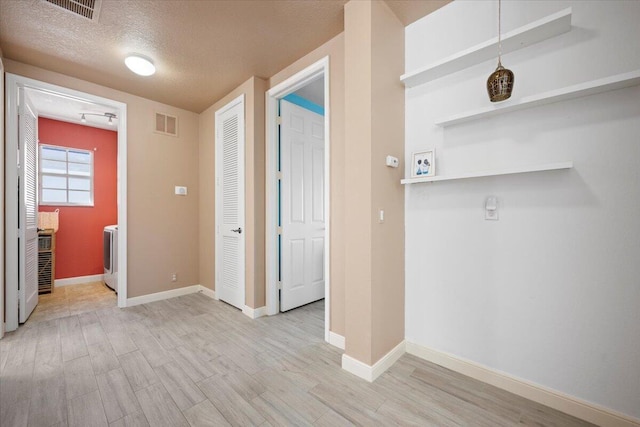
[{"x1": 39, "y1": 144, "x2": 93, "y2": 206}]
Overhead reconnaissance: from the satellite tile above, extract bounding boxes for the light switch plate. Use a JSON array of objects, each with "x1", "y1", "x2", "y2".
[{"x1": 175, "y1": 186, "x2": 188, "y2": 196}]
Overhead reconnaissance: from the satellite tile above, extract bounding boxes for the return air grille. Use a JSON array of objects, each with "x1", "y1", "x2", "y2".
[
  {"x1": 155, "y1": 112, "x2": 178, "y2": 137},
  {"x1": 43, "y1": 0, "x2": 102, "y2": 21}
]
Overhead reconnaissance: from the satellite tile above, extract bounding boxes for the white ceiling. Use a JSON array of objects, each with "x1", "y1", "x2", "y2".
[
  {"x1": 26, "y1": 88, "x2": 120, "y2": 131},
  {"x1": 0, "y1": 0, "x2": 449, "y2": 113}
]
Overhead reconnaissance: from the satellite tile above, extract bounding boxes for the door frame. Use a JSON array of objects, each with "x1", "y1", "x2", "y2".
[
  {"x1": 265, "y1": 57, "x2": 330, "y2": 342},
  {"x1": 214, "y1": 94, "x2": 246, "y2": 309},
  {"x1": 4, "y1": 74, "x2": 128, "y2": 332}
]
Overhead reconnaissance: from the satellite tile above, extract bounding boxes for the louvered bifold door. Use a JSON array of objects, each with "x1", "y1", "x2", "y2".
[
  {"x1": 19, "y1": 89, "x2": 39, "y2": 322},
  {"x1": 215, "y1": 95, "x2": 245, "y2": 310}
]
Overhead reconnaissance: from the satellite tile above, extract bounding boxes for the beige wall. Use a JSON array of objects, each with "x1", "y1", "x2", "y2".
[
  {"x1": 344, "y1": 0, "x2": 374, "y2": 364},
  {"x1": 269, "y1": 33, "x2": 346, "y2": 336},
  {"x1": 370, "y1": 0, "x2": 405, "y2": 363},
  {"x1": 198, "y1": 76, "x2": 267, "y2": 309},
  {"x1": 344, "y1": 0, "x2": 405, "y2": 365},
  {"x1": 3, "y1": 59, "x2": 200, "y2": 299}
]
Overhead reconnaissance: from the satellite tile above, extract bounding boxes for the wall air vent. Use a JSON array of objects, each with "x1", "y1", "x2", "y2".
[
  {"x1": 43, "y1": 0, "x2": 102, "y2": 21},
  {"x1": 155, "y1": 112, "x2": 178, "y2": 137}
]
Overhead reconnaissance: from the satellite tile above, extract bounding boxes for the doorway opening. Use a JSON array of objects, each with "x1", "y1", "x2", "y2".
[
  {"x1": 4, "y1": 74, "x2": 128, "y2": 333},
  {"x1": 266, "y1": 57, "x2": 330, "y2": 343}
]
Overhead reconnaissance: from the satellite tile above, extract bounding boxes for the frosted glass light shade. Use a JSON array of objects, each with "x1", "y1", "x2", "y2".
[{"x1": 125, "y1": 55, "x2": 156, "y2": 76}]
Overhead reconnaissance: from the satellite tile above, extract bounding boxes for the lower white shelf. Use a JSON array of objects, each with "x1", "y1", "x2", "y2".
[
  {"x1": 435, "y1": 70, "x2": 640, "y2": 127},
  {"x1": 401, "y1": 161, "x2": 573, "y2": 184}
]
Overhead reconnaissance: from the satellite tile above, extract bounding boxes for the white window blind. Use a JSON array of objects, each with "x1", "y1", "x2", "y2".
[{"x1": 39, "y1": 144, "x2": 94, "y2": 206}]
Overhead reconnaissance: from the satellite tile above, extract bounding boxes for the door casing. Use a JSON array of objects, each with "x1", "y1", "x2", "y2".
[
  {"x1": 265, "y1": 57, "x2": 331, "y2": 342},
  {"x1": 4, "y1": 74, "x2": 128, "y2": 332}
]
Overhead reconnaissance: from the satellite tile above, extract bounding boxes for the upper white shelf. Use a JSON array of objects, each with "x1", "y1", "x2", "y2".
[
  {"x1": 434, "y1": 70, "x2": 640, "y2": 127},
  {"x1": 401, "y1": 8, "x2": 572, "y2": 88},
  {"x1": 401, "y1": 161, "x2": 573, "y2": 185}
]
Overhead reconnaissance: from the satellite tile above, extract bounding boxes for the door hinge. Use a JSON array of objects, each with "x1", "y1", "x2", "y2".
[
  {"x1": 276, "y1": 171, "x2": 282, "y2": 180},
  {"x1": 277, "y1": 226, "x2": 282, "y2": 235},
  {"x1": 277, "y1": 281, "x2": 282, "y2": 290},
  {"x1": 276, "y1": 116, "x2": 282, "y2": 125}
]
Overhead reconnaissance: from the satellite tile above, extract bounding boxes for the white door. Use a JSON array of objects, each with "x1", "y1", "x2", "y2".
[
  {"x1": 215, "y1": 95, "x2": 245, "y2": 310},
  {"x1": 280, "y1": 100, "x2": 325, "y2": 311},
  {"x1": 19, "y1": 89, "x2": 39, "y2": 322}
]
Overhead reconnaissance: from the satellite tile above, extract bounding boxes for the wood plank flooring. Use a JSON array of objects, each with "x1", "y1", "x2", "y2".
[{"x1": 0, "y1": 283, "x2": 595, "y2": 426}]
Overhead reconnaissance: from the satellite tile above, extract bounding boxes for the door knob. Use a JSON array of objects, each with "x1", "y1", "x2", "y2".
[{"x1": 231, "y1": 227, "x2": 242, "y2": 234}]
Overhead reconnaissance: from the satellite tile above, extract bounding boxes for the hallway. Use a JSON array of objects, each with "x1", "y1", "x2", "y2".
[{"x1": 0, "y1": 291, "x2": 592, "y2": 426}]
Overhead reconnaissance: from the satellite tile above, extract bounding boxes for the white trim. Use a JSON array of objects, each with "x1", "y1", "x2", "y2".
[
  {"x1": 242, "y1": 305, "x2": 267, "y2": 319},
  {"x1": 341, "y1": 340, "x2": 406, "y2": 382},
  {"x1": 0, "y1": 57, "x2": 5, "y2": 339},
  {"x1": 265, "y1": 57, "x2": 331, "y2": 343},
  {"x1": 4, "y1": 74, "x2": 128, "y2": 328},
  {"x1": 126, "y1": 285, "x2": 215, "y2": 307},
  {"x1": 126, "y1": 285, "x2": 203, "y2": 307},
  {"x1": 328, "y1": 331, "x2": 345, "y2": 350},
  {"x1": 5, "y1": 74, "x2": 19, "y2": 331},
  {"x1": 198, "y1": 286, "x2": 216, "y2": 300},
  {"x1": 406, "y1": 342, "x2": 640, "y2": 427},
  {"x1": 341, "y1": 354, "x2": 373, "y2": 382},
  {"x1": 54, "y1": 274, "x2": 105, "y2": 287}
]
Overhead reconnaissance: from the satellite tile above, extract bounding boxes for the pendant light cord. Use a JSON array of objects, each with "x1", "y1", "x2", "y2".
[{"x1": 498, "y1": 0, "x2": 503, "y2": 64}]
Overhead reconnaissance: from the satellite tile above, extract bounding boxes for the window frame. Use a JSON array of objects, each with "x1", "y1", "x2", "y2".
[{"x1": 39, "y1": 143, "x2": 95, "y2": 207}]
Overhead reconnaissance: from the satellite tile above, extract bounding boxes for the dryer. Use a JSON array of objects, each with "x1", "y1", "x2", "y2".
[{"x1": 103, "y1": 225, "x2": 118, "y2": 292}]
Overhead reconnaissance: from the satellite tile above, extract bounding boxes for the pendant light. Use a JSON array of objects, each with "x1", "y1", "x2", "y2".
[{"x1": 487, "y1": 0, "x2": 514, "y2": 102}]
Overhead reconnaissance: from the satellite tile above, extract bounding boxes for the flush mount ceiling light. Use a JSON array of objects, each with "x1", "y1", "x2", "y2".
[
  {"x1": 487, "y1": 0, "x2": 514, "y2": 102},
  {"x1": 124, "y1": 55, "x2": 156, "y2": 76}
]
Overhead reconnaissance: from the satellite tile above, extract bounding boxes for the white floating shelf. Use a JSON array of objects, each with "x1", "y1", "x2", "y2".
[
  {"x1": 401, "y1": 8, "x2": 572, "y2": 87},
  {"x1": 435, "y1": 70, "x2": 640, "y2": 127},
  {"x1": 401, "y1": 161, "x2": 573, "y2": 184}
]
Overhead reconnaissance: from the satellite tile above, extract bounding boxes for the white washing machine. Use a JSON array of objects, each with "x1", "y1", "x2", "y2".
[{"x1": 103, "y1": 225, "x2": 118, "y2": 292}]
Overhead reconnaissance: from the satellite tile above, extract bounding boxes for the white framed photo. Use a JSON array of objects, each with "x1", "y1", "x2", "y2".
[{"x1": 411, "y1": 149, "x2": 435, "y2": 178}]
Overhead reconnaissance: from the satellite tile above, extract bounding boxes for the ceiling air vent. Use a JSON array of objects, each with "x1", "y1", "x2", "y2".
[
  {"x1": 43, "y1": 0, "x2": 102, "y2": 21},
  {"x1": 155, "y1": 113, "x2": 178, "y2": 137}
]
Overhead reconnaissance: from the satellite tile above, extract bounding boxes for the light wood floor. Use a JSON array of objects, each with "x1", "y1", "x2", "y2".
[{"x1": 0, "y1": 284, "x2": 594, "y2": 427}]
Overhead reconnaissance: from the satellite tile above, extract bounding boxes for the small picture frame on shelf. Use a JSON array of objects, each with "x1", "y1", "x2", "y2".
[{"x1": 411, "y1": 149, "x2": 435, "y2": 178}]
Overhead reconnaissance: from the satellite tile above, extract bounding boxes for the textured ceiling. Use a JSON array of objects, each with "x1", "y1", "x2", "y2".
[{"x1": 0, "y1": 0, "x2": 449, "y2": 113}]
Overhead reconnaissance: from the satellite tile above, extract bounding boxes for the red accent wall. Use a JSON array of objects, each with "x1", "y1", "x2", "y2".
[{"x1": 38, "y1": 118, "x2": 117, "y2": 280}]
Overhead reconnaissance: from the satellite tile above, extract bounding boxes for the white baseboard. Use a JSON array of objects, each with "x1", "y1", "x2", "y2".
[
  {"x1": 342, "y1": 340, "x2": 406, "y2": 382},
  {"x1": 55, "y1": 274, "x2": 105, "y2": 287},
  {"x1": 126, "y1": 285, "x2": 203, "y2": 307},
  {"x1": 197, "y1": 286, "x2": 216, "y2": 299},
  {"x1": 406, "y1": 342, "x2": 640, "y2": 427},
  {"x1": 242, "y1": 305, "x2": 267, "y2": 319},
  {"x1": 328, "y1": 331, "x2": 345, "y2": 350}
]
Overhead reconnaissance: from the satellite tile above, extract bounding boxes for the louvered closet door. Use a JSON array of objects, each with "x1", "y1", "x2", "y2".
[
  {"x1": 215, "y1": 95, "x2": 245, "y2": 310},
  {"x1": 19, "y1": 89, "x2": 39, "y2": 322}
]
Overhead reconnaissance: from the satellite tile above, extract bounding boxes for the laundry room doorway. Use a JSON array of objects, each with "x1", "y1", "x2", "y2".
[{"x1": 4, "y1": 74, "x2": 128, "y2": 332}]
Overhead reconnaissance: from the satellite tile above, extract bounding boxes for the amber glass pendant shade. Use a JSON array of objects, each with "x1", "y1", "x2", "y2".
[
  {"x1": 487, "y1": 60, "x2": 514, "y2": 102},
  {"x1": 487, "y1": 0, "x2": 514, "y2": 102}
]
